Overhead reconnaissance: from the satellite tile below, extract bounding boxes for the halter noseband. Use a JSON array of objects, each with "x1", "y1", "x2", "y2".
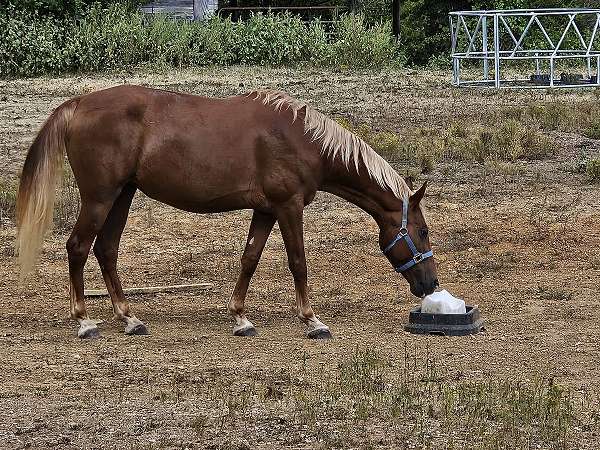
[{"x1": 382, "y1": 195, "x2": 433, "y2": 273}]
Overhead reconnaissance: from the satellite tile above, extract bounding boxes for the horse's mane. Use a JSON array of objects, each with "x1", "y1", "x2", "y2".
[{"x1": 249, "y1": 90, "x2": 411, "y2": 199}]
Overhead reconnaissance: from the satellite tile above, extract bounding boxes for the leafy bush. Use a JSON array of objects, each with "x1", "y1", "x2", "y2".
[
  {"x1": 13, "y1": 0, "x2": 598, "y2": 67},
  {"x1": 232, "y1": 13, "x2": 328, "y2": 65},
  {"x1": 0, "y1": 4, "x2": 401, "y2": 76},
  {"x1": 0, "y1": 8, "x2": 77, "y2": 76},
  {"x1": 331, "y1": 14, "x2": 400, "y2": 67}
]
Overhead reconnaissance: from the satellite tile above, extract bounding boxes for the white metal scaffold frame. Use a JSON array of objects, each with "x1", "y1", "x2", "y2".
[{"x1": 449, "y1": 8, "x2": 600, "y2": 88}]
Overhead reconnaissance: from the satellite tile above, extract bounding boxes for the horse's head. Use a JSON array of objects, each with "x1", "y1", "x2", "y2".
[{"x1": 379, "y1": 180, "x2": 438, "y2": 297}]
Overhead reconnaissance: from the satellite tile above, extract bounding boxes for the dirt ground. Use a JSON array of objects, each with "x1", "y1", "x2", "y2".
[{"x1": 0, "y1": 68, "x2": 599, "y2": 449}]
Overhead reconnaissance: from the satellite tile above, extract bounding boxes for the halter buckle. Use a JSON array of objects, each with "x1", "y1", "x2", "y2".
[
  {"x1": 398, "y1": 227, "x2": 408, "y2": 237},
  {"x1": 413, "y1": 253, "x2": 423, "y2": 263}
]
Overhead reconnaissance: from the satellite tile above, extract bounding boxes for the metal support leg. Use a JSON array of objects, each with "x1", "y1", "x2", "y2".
[
  {"x1": 493, "y1": 14, "x2": 500, "y2": 88},
  {"x1": 453, "y1": 58, "x2": 461, "y2": 85},
  {"x1": 452, "y1": 58, "x2": 457, "y2": 85},
  {"x1": 483, "y1": 16, "x2": 489, "y2": 80},
  {"x1": 550, "y1": 57, "x2": 554, "y2": 87}
]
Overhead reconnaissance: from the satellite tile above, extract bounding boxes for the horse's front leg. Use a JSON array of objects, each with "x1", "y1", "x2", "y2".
[
  {"x1": 275, "y1": 200, "x2": 332, "y2": 339},
  {"x1": 228, "y1": 210, "x2": 276, "y2": 336}
]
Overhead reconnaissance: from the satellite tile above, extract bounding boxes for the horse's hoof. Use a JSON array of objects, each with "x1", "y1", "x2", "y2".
[
  {"x1": 233, "y1": 326, "x2": 258, "y2": 337},
  {"x1": 125, "y1": 323, "x2": 149, "y2": 336},
  {"x1": 78, "y1": 325, "x2": 100, "y2": 339},
  {"x1": 307, "y1": 328, "x2": 332, "y2": 340}
]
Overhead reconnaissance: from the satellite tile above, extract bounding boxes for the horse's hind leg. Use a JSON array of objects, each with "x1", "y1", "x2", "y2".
[
  {"x1": 67, "y1": 199, "x2": 116, "y2": 339},
  {"x1": 93, "y1": 184, "x2": 148, "y2": 336},
  {"x1": 228, "y1": 210, "x2": 276, "y2": 336}
]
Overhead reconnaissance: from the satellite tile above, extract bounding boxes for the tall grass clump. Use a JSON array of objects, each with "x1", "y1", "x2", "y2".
[
  {"x1": 586, "y1": 159, "x2": 600, "y2": 182},
  {"x1": 335, "y1": 116, "x2": 556, "y2": 175},
  {"x1": 524, "y1": 101, "x2": 600, "y2": 134},
  {"x1": 0, "y1": 4, "x2": 401, "y2": 76},
  {"x1": 336, "y1": 119, "x2": 441, "y2": 173},
  {"x1": 0, "y1": 179, "x2": 17, "y2": 225},
  {"x1": 584, "y1": 119, "x2": 600, "y2": 140},
  {"x1": 54, "y1": 169, "x2": 81, "y2": 231},
  {"x1": 0, "y1": 171, "x2": 79, "y2": 230},
  {"x1": 438, "y1": 118, "x2": 557, "y2": 163},
  {"x1": 468, "y1": 120, "x2": 556, "y2": 162}
]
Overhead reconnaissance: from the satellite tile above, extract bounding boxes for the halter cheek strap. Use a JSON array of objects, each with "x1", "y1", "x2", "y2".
[{"x1": 382, "y1": 195, "x2": 434, "y2": 273}]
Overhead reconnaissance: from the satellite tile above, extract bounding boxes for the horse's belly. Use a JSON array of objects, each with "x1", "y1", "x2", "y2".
[
  {"x1": 137, "y1": 185, "x2": 254, "y2": 213},
  {"x1": 134, "y1": 148, "x2": 262, "y2": 213}
]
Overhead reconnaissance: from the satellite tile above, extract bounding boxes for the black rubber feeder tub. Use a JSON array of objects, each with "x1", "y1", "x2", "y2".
[{"x1": 404, "y1": 305, "x2": 485, "y2": 336}]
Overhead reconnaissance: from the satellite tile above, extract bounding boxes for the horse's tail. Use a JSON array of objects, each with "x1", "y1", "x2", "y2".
[{"x1": 16, "y1": 99, "x2": 79, "y2": 280}]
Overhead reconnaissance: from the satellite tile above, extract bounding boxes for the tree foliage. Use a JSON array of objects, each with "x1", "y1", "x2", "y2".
[{"x1": 393, "y1": 0, "x2": 598, "y2": 65}]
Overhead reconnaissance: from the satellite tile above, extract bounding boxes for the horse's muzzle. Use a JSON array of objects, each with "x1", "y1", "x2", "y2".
[{"x1": 411, "y1": 278, "x2": 439, "y2": 298}]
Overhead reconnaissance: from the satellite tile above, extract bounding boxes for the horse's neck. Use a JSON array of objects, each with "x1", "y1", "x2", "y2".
[{"x1": 320, "y1": 159, "x2": 402, "y2": 227}]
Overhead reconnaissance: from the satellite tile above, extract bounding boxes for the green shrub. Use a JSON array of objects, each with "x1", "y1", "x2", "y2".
[
  {"x1": 0, "y1": 8, "x2": 76, "y2": 76},
  {"x1": 75, "y1": 4, "x2": 148, "y2": 71},
  {"x1": 587, "y1": 159, "x2": 600, "y2": 182},
  {"x1": 331, "y1": 14, "x2": 401, "y2": 68},
  {"x1": 0, "y1": 4, "x2": 401, "y2": 76}
]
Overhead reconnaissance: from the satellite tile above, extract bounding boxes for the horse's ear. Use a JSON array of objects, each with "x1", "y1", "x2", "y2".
[
  {"x1": 404, "y1": 176, "x2": 414, "y2": 190},
  {"x1": 410, "y1": 181, "x2": 427, "y2": 205}
]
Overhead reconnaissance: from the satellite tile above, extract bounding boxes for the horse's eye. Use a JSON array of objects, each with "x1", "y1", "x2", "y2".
[{"x1": 419, "y1": 228, "x2": 429, "y2": 239}]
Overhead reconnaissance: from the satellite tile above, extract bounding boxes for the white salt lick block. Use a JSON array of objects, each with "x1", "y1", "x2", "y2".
[{"x1": 421, "y1": 289, "x2": 466, "y2": 315}]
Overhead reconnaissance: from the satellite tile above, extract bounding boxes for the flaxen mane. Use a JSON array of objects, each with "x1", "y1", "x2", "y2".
[{"x1": 250, "y1": 90, "x2": 411, "y2": 199}]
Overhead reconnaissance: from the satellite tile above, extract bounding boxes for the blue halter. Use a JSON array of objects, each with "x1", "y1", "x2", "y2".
[{"x1": 382, "y1": 195, "x2": 434, "y2": 273}]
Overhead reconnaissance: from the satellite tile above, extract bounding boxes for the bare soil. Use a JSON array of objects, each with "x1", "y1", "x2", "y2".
[{"x1": 0, "y1": 68, "x2": 599, "y2": 449}]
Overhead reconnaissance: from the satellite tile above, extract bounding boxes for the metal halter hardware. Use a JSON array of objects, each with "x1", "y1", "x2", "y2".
[{"x1": 382, "y1": 195, "x2": 434, "y2": 273}]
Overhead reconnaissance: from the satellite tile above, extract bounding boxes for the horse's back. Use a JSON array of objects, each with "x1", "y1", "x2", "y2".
[{"x1": 66, "y1": 85, "x2": 319, "y2": 213}]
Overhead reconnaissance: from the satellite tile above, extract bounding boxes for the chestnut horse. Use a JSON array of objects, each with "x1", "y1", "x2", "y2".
[{"x1": 16, "y1": 86, "x2": 438, "y2": 339}]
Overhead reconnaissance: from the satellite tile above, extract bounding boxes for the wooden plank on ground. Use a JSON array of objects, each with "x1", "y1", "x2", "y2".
[{"x1": 84, "y1": 283, "x2": 213, "y2": 297}]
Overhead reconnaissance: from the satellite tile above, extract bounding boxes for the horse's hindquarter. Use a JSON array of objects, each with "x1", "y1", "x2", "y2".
[{"x1": 68, "y1": 86, "x2": 321, "y2": 214}]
